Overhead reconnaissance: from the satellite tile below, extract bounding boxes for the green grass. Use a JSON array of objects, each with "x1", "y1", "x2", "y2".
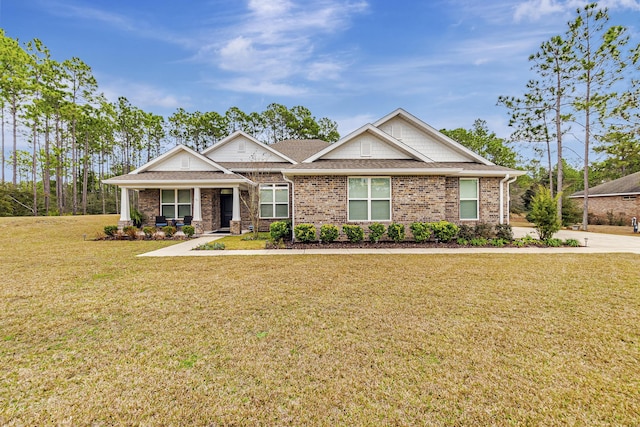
[
  {"x1": 212, "y1": 232, "x2": 270, "y2": 249},
  {"x1": 1, "y1": 215, "x2": 640, "y2": 425}
]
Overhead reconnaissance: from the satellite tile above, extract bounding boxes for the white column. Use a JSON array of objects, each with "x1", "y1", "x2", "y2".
[
  {"x1": 193, "y1": 187, "x2": 202, "y2": 221},
  {"x1": 232, "y1": 186, "x2": 241, "y2": 221},
  {"x1": 120, "y1": 188, "x2": 130, "y2": 221}
]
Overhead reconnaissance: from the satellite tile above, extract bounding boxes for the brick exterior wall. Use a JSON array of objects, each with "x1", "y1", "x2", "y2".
[
  {"x1": 583, "y1": 195, "x2": 640, "y2": 222},
  {"x1": 138, "y1": 189, "x2": 160, "y2": 227}
]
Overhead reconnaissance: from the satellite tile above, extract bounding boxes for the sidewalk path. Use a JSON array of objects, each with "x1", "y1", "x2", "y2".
[{"x1": 138, "y1": 227, "x2": 640, "y2": 257}]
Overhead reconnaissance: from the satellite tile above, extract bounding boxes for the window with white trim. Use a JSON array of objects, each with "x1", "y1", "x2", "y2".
[
  {"x1": 459, "y1": 178, "x2": 479, "y2": 220},
  {"x1": 260, "y1": 184, "x2": 289, "y2": 218},
  {"x1": 161, "y1": 189, "x2": 192, "y2": 219},
  {"x1": 348, "y1": 177, "x2": 391, "y2": 221}
]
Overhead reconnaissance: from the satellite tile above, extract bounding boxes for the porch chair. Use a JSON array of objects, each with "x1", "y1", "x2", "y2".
[
  {"x1": 183, "y1": 215, "x2": 193, "y2": 226},
  {"x1": 155, "y1": 215, "x2": 168, "y2": 227}
]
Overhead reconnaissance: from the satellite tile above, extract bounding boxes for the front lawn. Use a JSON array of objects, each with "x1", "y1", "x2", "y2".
[{"x1": 1, "y1": 215, "x2": 639, "y2": 425}]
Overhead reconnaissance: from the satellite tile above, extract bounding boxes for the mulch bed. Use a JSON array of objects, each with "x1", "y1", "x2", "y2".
[{"x1": 270, "y1": 240, "x2": 547, "y2": 250}]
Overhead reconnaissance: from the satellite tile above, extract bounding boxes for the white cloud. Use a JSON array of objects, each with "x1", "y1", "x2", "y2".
[
  {"x1": 220, "y1": 78, "x2": 308, "y2": 97},
  {"x1": 514, "y1": 0, "x2": 640, "y2": 22},
  {"x1": 100, "y1": 79, "x2": 185, "y2": 110}
]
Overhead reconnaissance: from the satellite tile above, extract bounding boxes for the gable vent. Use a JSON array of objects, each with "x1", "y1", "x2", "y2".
[
  {"x1": 238, "y1": 140, "x2": 246, "y2": 153},
  {"x1": 361, "y1": 139, "x2": 372, "y2": 157},
  {"x1": 180, "y1": 156, "x2": 190, "y2": 170}
]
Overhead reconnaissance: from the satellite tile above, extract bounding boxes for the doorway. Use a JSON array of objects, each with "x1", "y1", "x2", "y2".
[{"x1": 220, "y1": 193, "x2": 233, "y2": 228}]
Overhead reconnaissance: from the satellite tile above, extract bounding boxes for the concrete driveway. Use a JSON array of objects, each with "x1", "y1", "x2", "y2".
[{"x1": 139, "y1": 226, "x2": 640, "y2": 257}]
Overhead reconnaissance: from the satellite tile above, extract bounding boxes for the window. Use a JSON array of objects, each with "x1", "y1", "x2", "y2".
[
  {"x1": 260, "y1": 184, "x2": 289, "y2": 218},
  {"x1": 459, "y1": 178, "x2": 479, "y2": 220},
  {"x1": 161, "y1": 189, "x2": 192, "y2": 219},
  {"x1": 623, "y1": 196, "x2": 636, "y2": 201},
  {"x1": 348, "y1": 177, "x2": 391, "y2": 221}
]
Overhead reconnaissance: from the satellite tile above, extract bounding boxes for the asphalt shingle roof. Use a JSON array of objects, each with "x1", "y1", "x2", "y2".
[
  {"x1": 270, "y1": 139, "x2": 331, "y2": 162},
  {"x1": 105, "y1": 171, "x2": 245, "y2": 183},
  {"x1": 571, "y1": 171, "x2": 640, "y2": 197}
]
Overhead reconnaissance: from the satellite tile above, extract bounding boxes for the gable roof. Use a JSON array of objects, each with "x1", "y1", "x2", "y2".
[
  {"x1": 201, "y1": 130, "x2": 297, "y2": 164},
  {"x1": 373, "y1": 108, "x2": 494, "y2": 165},
  {"x1": 303, "y1": 124, "x2": 433, "y2": 163},
  {"x1": 270, "y1": 139, "x2": 331, "y2": 162},
  {"x1": 130, "y1": 144, "x2": 231, "y2": 174},
  {"x1": 571, "y1": 171, "x2": 640, "y2": 198}
]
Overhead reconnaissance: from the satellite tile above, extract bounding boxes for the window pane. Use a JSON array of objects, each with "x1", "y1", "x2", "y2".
[
  {"x1": 460, "y1": 200, "x2": 478, "y2": 219},
  {"x1": 177, "y1": 189, "x2": 191, "y2": 203},
  {"x1": 260, "y1": 204, "x2": 273, "y2": 218},
  {"x1": 275, "y1": 204, "x2": 288, "y2": 218},
  {"x1": 349, "y1": 200, "x2": 368, "y2": 220},
  {"x1": 161, "y1": 190, "x2": 175, "y2": 203},
  {"x1": 260, "y1": 187, "x2": 273, "y2": 203},
  {"x1": 349, "y1": 178, "x2": 368, "y2": 199},
  {"x1": 460, "y1": 179, "x2": 477, "y2": 198},
  {"x1": 162, "y1": 205, "x2": 175, "y2": 218},
  {"x1": 371, "y1": 200, "x2": 390, "y2": 220},
  {"x1": 371, "y1": 178, "x2": 390, "y2": 198},
  {"x1": 178, "y1": 205, "x2": 191, "y2": 218},
  {"x1": 275, "y1": 188, "x2": 288, "y2": 203}
]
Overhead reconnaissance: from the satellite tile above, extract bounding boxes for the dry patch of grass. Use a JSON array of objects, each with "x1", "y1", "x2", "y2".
[{"x1": 1, "y1": 215, "x2": 640, "y2": 425}]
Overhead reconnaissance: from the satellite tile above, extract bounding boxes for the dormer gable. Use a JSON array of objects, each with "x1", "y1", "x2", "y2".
[
  {"x1": 303, "y1": 124, "x2": 432, "y2": 163},
  {"x1": 374, "y1": 108, "x2": 493, "y2": 165},
  {"x1": 201, "y1": 130, "x2": 297, "y2": 164},
  {"x1": 131, "y1": 145, "x2": 231, "y2": 174}
]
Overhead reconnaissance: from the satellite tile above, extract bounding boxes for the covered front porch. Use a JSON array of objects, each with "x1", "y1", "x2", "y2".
[{"x1": 118, "y1": 184, "x2": 250, "y2": 235}]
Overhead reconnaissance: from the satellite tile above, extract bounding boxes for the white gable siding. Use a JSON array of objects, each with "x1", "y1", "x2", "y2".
[
  {"x1": 206, "y1": 136, "x2": 283, "y2": 162},
  {"x1": 323, "y1": 134, "x2": 412, "y2": 160},
  {"x1": 149, "y1": 152, "x2": 216, "y2": 172},
  {"x1": 379, "y1": 117, "x2": 470, "y2": 162}
]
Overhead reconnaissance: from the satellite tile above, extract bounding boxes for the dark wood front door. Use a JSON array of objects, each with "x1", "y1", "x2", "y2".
[{"x1": 220, "y1": 194, "x2": 233, "y2": 228}]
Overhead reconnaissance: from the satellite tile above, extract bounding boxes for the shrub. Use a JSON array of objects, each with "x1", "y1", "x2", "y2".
[
  {"x1": 494, "y1": 224, "x2": 513, "y2": 241},
  {"x1": 142, "y1": 226, "x2": 155, "y2": 238},
  {"x1": 526, "y1": 185, "x2": 561, "y2": 240},
  {"x1": 410, "y1": 222, "x2": 431, "y2": 243},
  {"x1": 564, "y1": 238, "x2": 581, "y2": 247},
  {"x1": 474, "y1": 222, "x2": 495, "y2": 239},
  {"x1": 387, "y1": 223, "x2": 405, "y2": 243},
  {"x1": 368, "y1": 222, "x2": 386, "y2": 243},
  {"x1": 104, "y1": 225, "x2": 118, "y2": 237},
  {"x1": 457, "y1": 224, "x2": 475, "y2": 241},
  {"x1": 270, "y1": 220, "x2": 291, "y2": 242},
  {"x1": 294, "y1": 223, "x2": 317, "y2": 243},
  {"x1": 342, "y1": 224, "x2": 364, "y2": 243},
  {"x1": 182, "y1": 225, "x2": 195, "y2": 237},
  {"x1": 544, "y1": 238, "x2": 563, "y2": 247},
  {"x1": 196, "y1": 241, "x2": 225, "y2": 250},
  {"x1": 123, "y1": 225, "x2": 138, "y2": 239},
  {"x1": 319, "y1": 224, "x2": 339, "y2": 243},
  {"x1": 490, "y1": 238, "x2": 508, "y2": 247},
  {"x1": 429, "y1": 220, "x2": 459, "y2": 243},
  {"x1": 456, "y1": 238, "x2": 469, "y2": 245},
  {"x1": 162, "y1": 225, "x2": 177, "y2": 237},
  {"x1": 469, "y1": 237, "x2": 488, "y2": 246}
]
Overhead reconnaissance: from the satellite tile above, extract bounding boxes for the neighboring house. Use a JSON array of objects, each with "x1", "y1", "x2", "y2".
[
  {"x1": 570, "y1": 171, "x2": 640, "y2": 221},
  {"x1": 104, "y1": 109, "x2": 525, "y2": 235}
]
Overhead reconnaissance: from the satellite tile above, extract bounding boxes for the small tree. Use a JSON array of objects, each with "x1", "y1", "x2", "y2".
[{"x1": 526, "y1": 185, "x2": 561, "y2": 240}]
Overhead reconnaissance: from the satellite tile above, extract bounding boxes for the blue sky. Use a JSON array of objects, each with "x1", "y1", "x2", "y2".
[{"x1": 2, "y1": 0, "x2": 640, "y2": 166}]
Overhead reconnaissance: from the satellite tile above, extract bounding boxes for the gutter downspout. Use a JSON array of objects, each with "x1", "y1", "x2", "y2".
[
  {"x1": 282, "y1": 174, "x2": 295, "y2": 242},
  {"x1": 499, "y1": 175, "x2": 510, "y2": 225},
  {"x1": 505, "y1": 176, "x2": 517, "y2": 224}
]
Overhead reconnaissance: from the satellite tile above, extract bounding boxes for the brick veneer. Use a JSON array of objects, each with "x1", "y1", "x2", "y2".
[{"x1": 582, "y1": 195, "x2": 640, "y2": 219}]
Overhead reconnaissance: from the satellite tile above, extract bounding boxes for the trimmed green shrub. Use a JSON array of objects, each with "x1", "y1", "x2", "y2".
[
  {"x1": 142, "y1": 226, "x2": 155, "y2": 238},
  {"x1": 545, "y1": 238, "x2": 563, "y2": 247},
  {"x1": 494, "y1": 224, "x2": 513, "y2": 241},
  {"x1": 387, "y1": 223, "x2": 405, "y2": 243},
  {"x1": 104, "y1": 225, "x2": 118, "y2": 237},
  {"x1": 564, "y1": 238, "x2": 580, "y2": 247},
  {"x1": 342, "y1": 224, "x2": 364, "y2": 243},
  {"x1": 162, "y1": 225, "x2": 177, "y2": 237},
  {"x1": 368, "y1": 222, "x2": 386, "y2": 243},
  {"x1": 474, "y1": 222, "x2": 495, "y2": 239},
  {"x1": 294, "y1": 223, "x2": 317, "y2": 243},
  {"x1": 429, "y1": 220, "x2": 459, "y2": 243},
  {"x1": 319, "y1": 224, "x2": 339, "y2": 243},
  {"x1": 182, "y1": 225, "x2": 195, "y2": 237},
  {"x1": 270, "y1": 220, "x2": 291, "y2": 242},
  {"x1": 410, "y1": 222, "x2": 431, "y2": 243}
]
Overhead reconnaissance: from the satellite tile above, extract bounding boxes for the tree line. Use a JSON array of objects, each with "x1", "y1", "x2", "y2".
[{"x1": 0, "y1": 30, "x2": 340, "y2": 216}]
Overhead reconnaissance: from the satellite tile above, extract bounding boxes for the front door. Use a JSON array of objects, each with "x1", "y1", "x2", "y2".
[{"x1": 220, "y1": 194, "x2": 233, "y2": 228}]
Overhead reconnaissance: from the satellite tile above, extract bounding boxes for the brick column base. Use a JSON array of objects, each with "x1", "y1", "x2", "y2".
[
  {"x1": 118, "y1": 220, "x2": 133, "y2": 230},
  {"x1": 230, "y1": 220, "x2": 241, "y2": 235},
  {"x1": 192, "y1": 220, "x2": 204, "y2": 235}
]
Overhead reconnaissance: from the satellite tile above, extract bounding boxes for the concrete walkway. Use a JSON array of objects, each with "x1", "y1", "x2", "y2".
[{"x1": 138, "y1": 227, "x2": 640, "y2": 257}]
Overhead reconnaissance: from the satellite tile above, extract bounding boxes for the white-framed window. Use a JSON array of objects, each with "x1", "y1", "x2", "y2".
[
  {"x1": 460, "y1": 178, "x2": 479, "y2": 220},
  {"x1": 161, "y1": 189, "x2": 192, "y2": 219},
  {"x1": 348, "y1": 177, "x2": 391, "y2": 221},
  {"x1": 260, "y1": 184, "x2": 289, "y2": 218}
]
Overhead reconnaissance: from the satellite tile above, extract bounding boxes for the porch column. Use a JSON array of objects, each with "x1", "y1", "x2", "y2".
[
  {"x1": 193, "y1": 187, "x2": 202, "y2": 221},
  {"x1": 230, "y1": 186, "x2": 242, "y2": 235},
  {"x1": 118, "y1": 188, "x2": 132, "y2": 229}
]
